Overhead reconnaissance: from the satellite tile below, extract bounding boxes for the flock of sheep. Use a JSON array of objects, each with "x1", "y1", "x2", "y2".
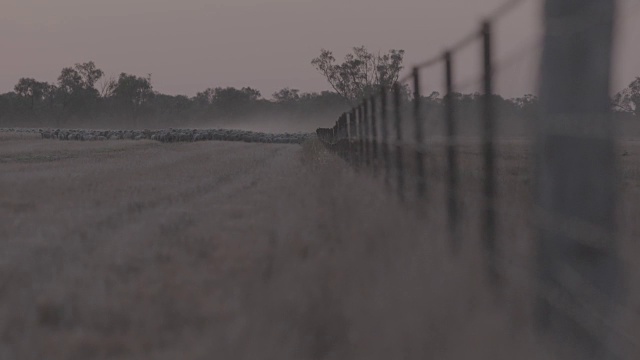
[{"x1": 0, "y1": 128, "x2": 316, "y2": 144}]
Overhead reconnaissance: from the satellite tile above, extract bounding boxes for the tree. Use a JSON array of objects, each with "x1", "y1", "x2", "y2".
[
  {"x1": 311, "y1": 46, "x2": 405, "y2": 104},
  {"x1": 57, "y1": 62, "x2": 104, "y2": 112},
  {"x1": 42, "y1": 83, "x2": 58, "y2": 109},
  {"x1": 75, "y1": 61, "x2": 104, "y2": 90},
  {"x1": 613, "y1": 77, "x2": 640, "y2": 117},
  {"x1": 57, "y1": 67, "x2": 83, "y2": 94},
  {"x1": 99, "y1": 76, "x2": 117, "y2": 98},
  {"x1": 272, "y1": 88, "x2": 300, "y2": 103},
  {"x1": 112, "y1": 73, "x2": 154, "y2": 114},
  {"x1": 194, "y1": 88, "x2": 216, "y2": 106},
  {"x1": 210, "y1": 87, "x2": 261, "y2": 104},
  {"x1": 14, "y1": 78, "x2": 51, "y2": 110},
  {"x1": 58, "y1": 62, "x2": 103, "y2": 94},
  {"x1": 210, "y1": 87, "x2": 262, "y2": 117}
]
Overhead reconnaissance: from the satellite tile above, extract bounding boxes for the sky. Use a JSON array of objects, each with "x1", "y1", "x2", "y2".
[{"x1": 1, "y1": 0, "x2": 638, "y2": 98}]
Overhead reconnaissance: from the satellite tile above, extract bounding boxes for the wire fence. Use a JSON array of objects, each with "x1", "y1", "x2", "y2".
[{"x1": 315, "y1": 0, "x2": 639, "y2": 358}]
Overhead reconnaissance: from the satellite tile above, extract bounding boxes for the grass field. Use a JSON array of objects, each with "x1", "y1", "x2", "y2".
[{"x1": 0, "y1": 132, "x2": 638, "y2": 359}]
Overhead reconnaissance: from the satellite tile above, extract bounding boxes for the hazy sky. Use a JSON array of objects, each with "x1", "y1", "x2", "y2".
[{"x1": 2, "y1": 0, "x2": 638, "y2": 98}]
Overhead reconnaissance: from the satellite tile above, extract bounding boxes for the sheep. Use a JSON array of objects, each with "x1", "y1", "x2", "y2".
[{"x1": 5, "y1": 127, "x2": 316, "y2": 145}]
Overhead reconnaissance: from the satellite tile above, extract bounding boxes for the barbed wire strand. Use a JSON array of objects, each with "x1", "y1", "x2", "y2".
[
  {"x1": 395, "y1": 0, "x2": 536, "y2": 83},
  {"x1": 454, "y1": 35, "x2": 543, "y2": 93},
  {"x1": 327, "y1": 0, "x2": 640, "y2": 352}
]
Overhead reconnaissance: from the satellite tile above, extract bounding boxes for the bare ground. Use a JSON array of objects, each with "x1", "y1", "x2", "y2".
[{"x1": 0, "y1": 133, "x2": 638, "y2": 359}]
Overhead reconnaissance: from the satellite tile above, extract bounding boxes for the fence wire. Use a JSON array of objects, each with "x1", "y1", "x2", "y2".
[{"x1": 315, "y1": 0, "x2": 638, "y2": 358}]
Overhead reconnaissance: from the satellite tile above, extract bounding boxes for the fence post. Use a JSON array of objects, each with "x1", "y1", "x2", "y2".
[
  {"x1": 335, "y1": 121, "x2": 339, "y2": 146},
  {"x1": 444, "y1": 51, "x2": 459, "y2": 249},
  {"x1": 331, "y1": 124, "x2": 336, "y2": 145},
  {"x1": 536, "y1": 0, "x2": 620, "y2": 358},
  {"x1": 393, "y1": 83, "x2": 405, "y2": 202},
  {"x1": 380, "y1": 86, "x2": 391, "y2": 189},
  {"x1": 370, "y1": 95, "x2": 379, "y2": 175},
  {"x1": 357, "y1": 106, "x2": 364, "y2": 168},
  {"x1": 363, "y1": 100, "x2": 371, "y2": 167},
  {"x1": 413, "y1": 67, "x2": 427, "y2": 199},
  {"x1": 481, "y1": 21, "x2": 498, "y2": 285},
  {"x1": 348, "y1": 111, "x2": 355, "y2": 165},
  {"x1": 338, "y1": 115, "x2": 345, "y2": 158}
]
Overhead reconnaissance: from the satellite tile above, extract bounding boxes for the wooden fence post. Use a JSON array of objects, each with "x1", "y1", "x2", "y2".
[
  {"x1": 380, "y1": 86, "x2": 391, "y2": 189},
  {"x1": 482, "y1": 21, "x2": 499, "y2": 285},
  {"x1": 444, "y1": 51, "x2": 459, "y2": 249},
  {"x1": 413, "y1": 68, "x2": 427, "y2": 199},
  {"x1": 536, "y1": 0, "x2": 621, "y2": 357},
  {"x1": 393, "y1": 83, "x2": 406, "y2": 202}
]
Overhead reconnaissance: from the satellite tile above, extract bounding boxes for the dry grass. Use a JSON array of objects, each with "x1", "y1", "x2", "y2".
[{"x1": 0, "y1": 135, "x2": 638, "y2": 359}]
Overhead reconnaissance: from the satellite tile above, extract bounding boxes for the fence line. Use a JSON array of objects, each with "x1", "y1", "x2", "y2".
[
  {"x1": 444, "y1": 51, "x2": 459, "y2": 249},
  {"x1": 392, "y1": 82, "x2": 405, "y2": 202},
  {"x1": 316, "y1": 0, "x2": 534, "y2": 279},
  {"x1": 412, "y1": 68, "x2": 427, "y2": 200},
  {"x1": 481, "y1": 21, "x2": 498, "y2": 285},
  {"x1": 315, "y1": 0, "x2": 632, "y2": 357}
]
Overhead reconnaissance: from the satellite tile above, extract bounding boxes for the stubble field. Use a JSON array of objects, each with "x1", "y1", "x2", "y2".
[{"x1": 0, "y1": 131, "x2": 638, "y2": 359}]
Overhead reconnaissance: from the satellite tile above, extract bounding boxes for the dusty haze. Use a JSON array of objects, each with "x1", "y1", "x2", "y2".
[{"x1": 2, "y1": 0, "x2": 638, "y2": 98}]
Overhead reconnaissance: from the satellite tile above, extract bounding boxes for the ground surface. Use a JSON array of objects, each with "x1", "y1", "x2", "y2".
[
  {"x1": 0, "y1": 133, "x2": 314, "y2": 359},
  {"x1": 0, "y1": 132, "x2": 638, "y2": 359}
]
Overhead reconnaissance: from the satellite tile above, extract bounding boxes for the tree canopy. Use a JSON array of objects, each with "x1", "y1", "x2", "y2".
[
  {"x1": 312, "y1": 46, "x2": 405, "y2": 104},
  {"x1": 112, "y1": 73, "x2": 153, "y2": 107},
  {"x1": 272, "y1": 88, "x2": 301, "y2": 103},
  {"x1": 14, "y1": 78, "x2": 52, "y2": 110}
]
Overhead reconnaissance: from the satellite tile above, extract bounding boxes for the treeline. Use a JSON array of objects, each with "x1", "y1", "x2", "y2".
[
  {"x1": 2, "y1": 61, "x2": 636, "y2": 133},
  {"x1": 0, "y1": 61, "x2": 538, "y2": 132},
  {"x1": 0, "y1": 62, "x2": 350, "y2": 129}
]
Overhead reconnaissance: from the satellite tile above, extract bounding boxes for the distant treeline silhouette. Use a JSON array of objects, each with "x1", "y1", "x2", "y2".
[
  {"x1": 0, "y1": 61, "x2": 351, "y2": 129},
  {"x1": 0, "y1": 61, "x2": 636, "y2": 130}
]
